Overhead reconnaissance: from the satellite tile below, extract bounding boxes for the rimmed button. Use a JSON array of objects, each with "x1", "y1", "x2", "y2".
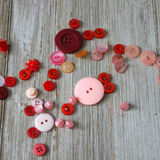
[
  {"x1": 43, "y1": 81, "x2": 54, "y2": 91},
  {"x1": 33, "y1": 143, "x2": 47, "y2": 156},
  {"x1": 19, "y1": 69, "x2": 31, "y2": 80},
  {"x1": 27, "y1": 127, "x2": 40, "y2": 138},
  {"x1": 83, "y1": 30, "x2": 94, "y2": 40},
  {"x1": 0, "y1": 75, "x2": 5, "y2": 87},
  {"x1": 94, "y1": 28, "x2": 105, "y2": 38},
  {"x1": 61, "y1": 62, "x2": 74, "y2": 73},
  {"x1": 26, "y1": 88, "x2": 38, "y2": 99},
  {"x1": 112, "y1": 54, "x2": 124, "y2": 65},
  {"x1": 61, "y1": 103, "x2": 74, "y2": 115},
  {"x1": 5, "y1": 77, "x2": 16, "y2": 87},
  {"x1": 48, "y1": 68, "x2": 59, "y2": 79},
  {"x1": 115, "y1": 60, "x2": 127, "y2": 74},
  {"x1": 49, "y1": 51, "x2": 65, "y2": 65},
  {"x1": 113, "y1": 44, "x2": 125, "y2": 54},
  {"x1": 90, "y1": 50, "x2": 103, "y2": 61},
  {"x1": 153, "y1": 56, "x2": 160, "y2": 70},
  {"x1": 125, "y1": 44, "x2": 139, "y2": 58},
  {"x1": 24, "y1": 105, "x2": 35, "y2": 116},
  {"x1": 104, "y1": 82, "x2": 115, "y2": 93},
  {"x1": 0, "y1": 87, "x2": 8, "y2": 100},
  {"x1": 98, "y1": 73, "x2": 110, "y2": 83},
  {"x1": 96, "y1": 42, "x2": 108, "y2": 53},
  {"x1": 69, "y1": 19, "x2": 80, "y2": 29}
]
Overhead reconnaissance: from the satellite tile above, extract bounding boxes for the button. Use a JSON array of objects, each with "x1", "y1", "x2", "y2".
[
  {"x1": 34, "y1": 105, "x2": 43, "y2": 113},
  {"x1": 61, "y1": 103, "x2": 74, "y2": 115},
  {"x1": 61, "y1": 62, "x2": 74, "y2": 73},
  {"x1": 113, "y1": 44, "x2": 125, "y2": 54},
  {"x1": 35, "y1": 113, "x2": 54, "y2": 132},
  {"x1": 0, "y1": 75, "x2": 5, "y2": 87},
  {"x1": 68, "y1": 96, "x2": 77, "y2": 105},
  {"x1": 0, "y1": 87, "x2": 8, "y2": 100},
  {"x1": 33, "y1": 143, "x2": 47, "y2": 156},
  {"x1": 156, "y1": 74, "x2": 160, "y2": 85},
  {"x1": 119, "y1": 102, "x2": 130, "y2": 111},
  {"x1": 65, "y1": 120, "x2": 74, "y2": 129},
  {"x1": 27, "y1": 127, "x2": 40, "y2": 138},
  {"x1": 125, "y1": 44, "x2": 139, "y2": 58},
  {"x1": 140, "y1": 50, "x2": 156, "y2": 65},
  {"x1": 32, "y1": 98, "x2": 43, "y2": 107},
  {"x1": 69, "y1": 19, "x2": 80, "y2": 29},
  {"x1": 154, "y1": 57, "x2": 160, "y2": 70},
  {"x1": 96, "y1": 42, "x2": 109, "y2": 53},
  {"x1": 115, "y1": 60, "x2": 127, "y2": 74},
  {"x1": 74, "y1": 77, "x2": 104, "y2": 105},
  {"x1": 26, "y1": 88, "x2": 38, "y2": 99},
  {"x1": 25, "y1": 59, "x2": 40, "y2": 72},
  {"x1": 94, "y1": 28, "x2": 105, "y2": 38},
  {"x1": 19, "y1": 69, "x2": 31, "y2": 80},
  {"x1": 44, "y1": 101, "x2": 54, "y2": 109},
  {"x1": 0, "y1": 39, "x2": 9, "y2": 54},
  {"x1": 5, "y1": 77, "x2": 16, "y2": 87},
  {"x1": 90, "y1": 50, "x2": 103, "y2": 61},
  {"x1": 24, "y1": 105, "x2": 35, "y2": 116},
  {"x1": 55, "y1": 118, "x2": 64, "y2": 128},
  {"x1": 112, "y1": 54, "x2": 124, "y2": 65},
  {"x1": 43, "y1": 81, "x2": 54, "y2": 91},
  {"x1": 48, "y1": 68, "x2": 59, "y2": 79},
  {"x1": 49, "y1": 51, "x2": 65, "y2": 65},
  {"x1": 75, "y1": 50, "x2": 87, "y2": 58},
  {"x1": 83, "y1": 30, "x2": 94, "y2": 40},
  {"x1": 55, "y1": 28, "x2": 83, "y2": 53},
  {"x1": 98, "y1": 73, "x2": 110, "y2": 83},
  {"x1": 104, "y1": 82, "x2": 115, "y2": 93}
]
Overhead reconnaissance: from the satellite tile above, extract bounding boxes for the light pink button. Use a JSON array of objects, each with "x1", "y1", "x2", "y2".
[
  {"x1": 90, "y1": 50, "x2": 103, "y2": 61},
  {"x1": 74, "y1": 77, "x2": 104, "y2": 105},
  {"x1": 65, "y1": 120, "x2": 74, "y2": 129},
  {"x1": 96, "y1": 42, "x2": 109, "y2": 53},
  {"x1": 140, "y1": 50, "x2": 156, "y2": 65},
  {"x1": 44, "y1": 101, "x2": 54, "y2": 109},
  {"x1": 119, "y1": 102, "x2": 130, "y2": 111},
  {"x1": 115, "y1": 60, "x2": 127, "y2": 74},
  {"x1": 156, "y1": 74, "x2": 160, "y2": 85},
  {"x1": 125, "y1": 44, "x2": 139, "y2": 58},
  {"x1": 112, "y1": 54, "x2": 124, "y2": 65},
  {"x1": 0, "y1": 75, "x2": 5, "y2": 87},
  {"x1": 154, "y1": 56, "x2": 160, "y2": 70},
  {"x1": 32, "y1": 98, "x2": 43, "y2": 107},
  {"x1": 26, "y1": 88, "x2": 38, "y2": 99},
  {"x1": 68, "y1": 96, "x2": 77, "y2": 105},
  {"x1": 55, "y1": 118, "x2": 64, "y2": 128},
  {"x1": 49, "y1": 51, "x2": 65, "y2": 65},
  {"x1": 35, "y1": 113, "x2": 54, "y2": 132},
  {"x1": 34, "y1": 105, "x2": 43, "y2": 113}
]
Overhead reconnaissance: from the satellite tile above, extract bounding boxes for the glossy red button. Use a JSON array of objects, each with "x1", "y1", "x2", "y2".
[
  {"x1": 43, "y1": 81, "x2": 54, "y2": 91},
  {"x1": 33, "y1": 143, "x2": 46, "y2": 156},
  {"x1": 48, "y1": 69, "x2": 59, "y2": 79},
  {"x1": 5, "y1": 77, "x2": 16, "y2": 87},
  {"x1": 94, "y1": 28, "x2": 105, "y2": 38},
  {"x1": 98, "y1": 73, "x2": 110, "y2": 83},
  {"x1": 83, "y1": 30, "x2": 94, "y2": 40},
  {"x1": 69, "y1": 19, "x2": 80, "y2": 29},
  {"x1": 19, "y1": 69, "x2": 31, "y2": 80},
  {"x1": 61, "y1": 103, "x2": 74, "y2": 115},
  {"x1": 0, "y1": 87, "x2": 8, "y2": 100},
  {"x1": 24, "y1": 105, "x2": 35, "y2": 116},
  {"x1": 104, "y1": 82, "x2": 115, "y2": 93},
  {"x1": 27, "y1": 127, "x2": 40, "y2": 138},
  {"x1": 113, "y1": 44, "x2": 125, "y2": 54},
  {"x1": 55, "y1": 28, "x2": 83, "y2": 53}
]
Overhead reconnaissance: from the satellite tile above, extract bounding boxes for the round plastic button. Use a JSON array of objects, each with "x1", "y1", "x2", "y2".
[
  {"x1": 104, "y1": 82, "x2": 115, "y2": 93},
  {"x1": 125, "y1": 44, "x2": 139, "y2": 58},
  {"x1": 27, "y1": 127, "x2": 40, "y2": 138},
  {"x1": 19, "y1": 69, "x2": 31, "y2": 80},
  {"x1": 26, "y1": 88, "x2": 38, "y2": 99},
  {"x1": 69, "y1": 19, "x2": 80, "y2": 29},
  {"x1": 5, "y1": 77, "x2": 16, "y2": 87},
  {"x1": 119, "y1": 102, "x2": 130, "y2": 111},
  {"x1": 154, "y1": 57, "x2": 160, "y2": 70},
  {"x1": 156, "y1": 74, "x2": 160, "y2": 85},
  {"x1": 98, "y1": 73, "x2": 110, "y2": 83},
  {"x1": 49, "y1": 51, "x2": 65, "y2": 65},
  {"x1": 0, "y1": 75, "x2": 5, "y2": 87},
  {"x1": 44, "y1": 101, "x2": 54, "y2": 109},
  {"x1": 75, "y1": 50, "x2": 87, "y2": 58},
  {"x1": 90, "y1": 50, "x2": 103, "y2": 61},
  {"x1": 33, "y1": 143, "x2": 47, "y2": 156},
  {"x1": 24, "y1": 105, "x2": 35, "y2": 116},
  {"x1": 113, "y1": 44, "x2": 125, "y2": 54},
  {"x1": 55, "y1": 28, "x2": 83, "y2": 53},
  {"x1": 48, "y1": 68, "x2": 59, "y2": 79},
  {"x1": 83, "y1": 30, "x2": 94, "y2": 40},
  {"x1": 115, "y1": 60, "x2": 127, "y2": 74},
  {"x1": 61, "y1": 62, "x2": 74, "y2": 73},
  {"x1": 96, "y1": 42, "x2": 109, "y2": 53},
  {"x1": 94, "y1": 28, "x2": 105, "y2": 38},
  {"x1": 32, "y1": 98, "x2": 43, "y2": 107},
  {"x1": 35, "y1": 113, "x2": 54, "y2": 132},
  {"x1": 61, "y1": 103, "x2": 74, "y2": 115},
  {"x1": 112, "y1": 54, "x2": 124, "y2": 65},
  {"x1": 55, "y1": 118, "x2": 64, "y2": 128},
  {"x1": 74, "y1": 77, "x2": 104, "y2": 105},
  {"x1": 34, "y1": 105, "x2": 43, "y2": 113},
  {"x1": 43, "y1": 81, "x2": 54, "y2": 91},
  {"x1": 0, "y1": 87, "x2": 8, "y2": 100}
]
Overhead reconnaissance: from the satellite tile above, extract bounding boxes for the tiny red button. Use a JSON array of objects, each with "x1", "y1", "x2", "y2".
[
  {"x1": 61, "y1": 103, "x2": 74, "y2": 115},
  {"x1": 48, "y1": 69, "x2": 59, "y2": 79},
  {"x1": 24, "y1": 105, "x2": 35, "y2": 116},
  {"x1": 5, "y1": 77, "x2": 16, "y2": 87},
  {"x1": 33, "y1": 143, "x2": 47, "y2": 156},
  {"x1": 94, "y1": 28, "x2": 105, "y2": 38},
  {"x1": 43, "y1": 81, "x2": 54, "y2": 91},
  {"x1": 104, "y1": 82, "x2": 115, "y2": 93},
  {"x1": 83, "y1": 30, "x2": 94, "y2": 40},
  {"x1": 98, "y1": 73, "x2": 110, "y2": 83},
  {"x1": 19, "y1": 69, "x2": 31, "y2": 80},
  {"x1": 113, "y1": 44, "x2": 125, "y2": 54},
  {"x1": 69, "y1": 19, "x2": 80, "y2": 29},
  {"x1": 27, "y1": 127, "x2": 40, "y2": 138}
]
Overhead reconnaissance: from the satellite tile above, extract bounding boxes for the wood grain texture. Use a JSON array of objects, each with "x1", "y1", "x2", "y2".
[{"x1": 0, "y1": 0, "x2": 160, "y2": 160}]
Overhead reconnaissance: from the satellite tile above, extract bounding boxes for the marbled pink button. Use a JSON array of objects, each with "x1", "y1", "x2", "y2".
[
  {"x1": 119, "y1": 102, "x2": 130, "y2": 111},
  {"x1": 156, "y1": 74, "x2": 160, "y2": 85},
  {"x1": 65, "y1": 120, "x2": 74, "y2": 129},
  {"x1": 0, "y1": 75, "x2": 5, "y2": 87},
  {"x1": 90, "y1": 50, "x2": 103, "y2": 61},
  {"x1": 34, "y1": 105, "x2": 43, "y2": 113},
  {"x1": 26, "y1": 88, "x2": 38, "y2": 99},
  {"x1": 44, "y1": 101, "x2": 54, "y2": 109},
  {"x1": 68, "y1": 96, "x2": 77, "y2": 105},
  {"x1": 154, "y1": 56, "x2": 160, "y2": 70},
  {"x1": 115, "y1": 60, "x2": 127, "y2": 74},
  {"x1": 49, "y1": 51, "x2": 65, "y2": 65},
  {"x1": 125, "y1": 44, "x2": 139, "y2": 58},
  {"x1": 32, "y1": 98, "x2": 43, "y2": 107},
  {"x1": 96, "y1": 42, "x2": 108, "y2": 53},
  {"x1": 55, "y1": 118, "x2": 64, "y2": 128},
  {"x1": 112, "y1": 54, "x2": 124, "y2": 65}
]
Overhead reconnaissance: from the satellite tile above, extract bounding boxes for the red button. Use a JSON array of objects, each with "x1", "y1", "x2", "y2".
[
  {"x1": 69, "y1": 19, "x2": 80, "y2": 29},
  {"x1": 27, "y1": 127, "x2": 40, "y2": 138},
  {"x1": 104, "y1": 82, "x2": 115, "y2": 93},
  {"x1": 83, "y1": 30, "x2": 94, "y2": 40},
  {"x1": 5, "y1": 77, "x2": 16, "y2": 87},
  {"x1": 33, "y1": 143, "x2": 46, "y2": 156},
  {"x1": 43, "y1": 81, "x2": 54, "y2": 91},
  {"x1": 0, "y1": 87, "x2": 8, "y2": 100},
  {"x1": 55, "y1": 28, "x2": 83, "y2": 53},
  {"x1": 98, "y1": 73, "x2": 110, "y2": 83},
  {"x1": 94, "y1": 28, "x2": 105, "y2": 38},
  {"x1": 48, "y1": 69, "x2": 59, "y2": 79},
  {"x1": 19, "y1": 69, "x2": 31, "y2": 80},
  {"x1": 61, "y1": 103, "x2": 74, "y2": 115},
  {"x1": 113, "y1": 44, "x2": 125, "y2": 54},
  {"x1": 24, "y1": 105, "x2": 35, "y2": 116}
]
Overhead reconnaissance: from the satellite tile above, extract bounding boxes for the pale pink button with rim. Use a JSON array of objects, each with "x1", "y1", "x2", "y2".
[
  {"x1": 115, "y1": 60, "x2": 127, "y2": 74},
  {"x1": 154, "y1": 56, "x2": 160, "y2": 70},
  {"x1": 125, "y1": 44, "x2": 139, "y2": 58},
  {"x1": 96, "y1": 42, "x2": 109, "y2": 53},
  {"x1": 34, "y1": 105, "x2": 43, "y2": 113},
  {"x1": 49, "y1": 51, "x2": 65, "y2": 65},
  {"x1": 112, "y1": 54, "x2": 124, "y2": 65},
  {"x1": 90, "y1": 50, "x2": 103, "y2": 61},
  {"x1": 156, "y1": 74, "x2": 160, "y2": 85},
  {"x1": 0, "y1": 75, "x2": 5, "y2": 87},
  {"x1": 120, "y1": 102, "x2": 129, "y2": 111},
  {"x1": 32, "y1": 98, "x2": 43, "y2": 107},
  {"x1": 26, "y1": 88, "x2": 38, "y2": 99}
]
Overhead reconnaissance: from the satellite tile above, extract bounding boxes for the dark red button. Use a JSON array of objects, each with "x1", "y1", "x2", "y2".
[
  {"x1": 27, "y1": 127, "x2": 40, "y2": 138},
  {"x1": 113, "y1": 44, "x2": 125, "y2": 54},
  {"x1": 98, "y1": 73, "x2": 110, "y2": 83},
  {"x1": 0, "y1": 87, "x2": 8, "y2": 100},
  {"x1": 61, "y1": 103, "x2": 74, "y2": 115},
  {"x1": 69, "y1": 19, "x2": 80, "y2": 29},
  {"x1": 104, "y1": 82, "x2": 115, "y2": 93},
  {"x1": 19, "y1": 69, "x2": 31, "y2": 80},
  {"x1": 43, "y1": 81, "x2": 54, "y2": 91},
  {"x1": 83, "y1": 30, "x2": 94, "y2": 40},
  {"x1": 48, "y1": 69, "x2": 59, "y2": 79},
  {"x1": 24, "y1": 105, "x2": 35, "y2": 116},
  {"x1": 55, "y1": 28, "x2": 83, "y2": 53},
  {"x1": 5, "y1": 77, "x2": 16, "y2": 87},
  {"x1": 94, "y1": 28, "x2": 105, "y2": 38}
]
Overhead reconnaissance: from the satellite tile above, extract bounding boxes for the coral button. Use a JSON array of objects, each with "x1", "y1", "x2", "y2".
[
  {"x1": 125, "y1": 44, "x2": 139, "y2": 58},
  {"x1": 96, "y1": 42, "x2": 108, "y2": 53},
  {"x1": 61, "y1": 103, "x2": 74, "y2": 115},
  {"x1": 0, "y1": 75, "x2": 5, "y2": 87},
  {"x1": 75, "y1": 50, "x2": 87, "y2": 58},
  {"x1": 5, "y1": 77, "x2": 16, "y2": 87},
  {"x1": 0, "y1": 87, "x2": 8, "y2": 100},
  {"x1": 119, "y1": 102, "x2": 130, "y2": 111},
  {"x1": 27, "y1": 127, "x2": 39, "y2": 138},
  {"x1": 33, "y1": 143, "x2": 46, "y2": 156},
  {"x1": 48, "y1": 68, "x2": 59, "y2": 79},
  {"x1": 90, "y1": 50, "x2": 103, "y2": 61},
  {"x1": 94, "y1": 28, "x2": 105, "y2": 38},
  {"x1": 112, "y1": 54, "x2": 124, "y2": 65},
  {"x1": 19, "y1": 69, "x2": 31, "y2": 80},
  {"x1": 61, "y1": 62, "x2": 74, "y2": 73},
  {"x1": 69, "y1": 19, "x2": 80, "y2": 29},
  {"x1": 83, "y1": 30, "x2": 94, "y2": 40},
  {"x1": 98, "y1": 72, "x2": 110, "y2": 83},
  {"x1": 49, "y1": 51, "x2": 65, "y2": 65},
  {"x1": 153, "y1": 56, "x2": 160, "y2": 70},
  {"x1": 156, "y1": 74, "x2": 160, "y2": 85},
  {"x1": 43, "y1": 81, "x2": 54, "y2": 91},
  {"x1": 24, "y1": 105, "x2": 35, "y2": 116},
  {"x1": 113, "y1": 44, "x2": 125, "y2": 54},
  {"x1": 104, "y1": 82, "x2": 115, "y2": 93},
  {"x1": 115, "y1": 60, "x2": 127, "y2": 74}
]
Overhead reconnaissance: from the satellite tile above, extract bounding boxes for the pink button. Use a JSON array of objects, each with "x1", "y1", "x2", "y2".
[
  {"x1": 140, "y1": 50, "x2": 156, "y2": 65},
  {"x1": 96, "y1": 42, "x2": 108, "y2": 53},
  {"x1": 55, "y1": 118, "x2": 64, "y2": 128},
  {"x1": 44, "y1": 101, "x2": 54, "y2": 109},
  {"x1": 33, "y1": 143, "x2": 46, "y2": 156},
  {"x1": 125, "y1": 44, "x2": 139, "y2": 58},
  {"x1": 112, "y1": 54, "x2": 124, "y2": 65},
  {"x1": 32, "y1": 98, "x2": 43, "y2": 107},
  {"x1": 49, "y1": 51, "x2": 65, "y2": 65},
  {"x1": 115, "y1": 60, "x2": 127, "y2": 74},
  {"x1": 156, "y1": 74, "x2": 160, "y2": 85},
  {"x1": 90, "y1": 50, "x2": 103, "y2": 61},
  {"x1": 68, "y1": 96, "x2": 77, "y2": 105},
  {"x1": 74, "y1": 77, "x2": 104, "y2": 105},
  {"x1": 35, "y1": 113, "x2": 54, "y2": 132},
  {"x1": 26, "y1": 88, "x2": 38, "y2": 99},
  {"x1": 154, "y1": 56, "x2": 160, "y2": 70},
  {"x1": 119, "y1": 102, "x2": 130, "y2": 111},
  {"x1": 34, "y1": 105, "x2": 43, "y2": 113},
  {"x1": 65, "y1": 120, "x2": 74, "y2": 129},
  {"x1": 0, "y1": 75, "x2": 5, "y2": 87}
]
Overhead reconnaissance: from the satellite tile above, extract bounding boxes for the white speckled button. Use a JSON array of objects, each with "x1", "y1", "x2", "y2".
[
  {"x1": 0, "y1": 75, "x2": 5, "y2": 87},
  {"x1": 35, "y1": 113, "x2": 54, "y2": 132},
  {"x1": 32, "y1": 98, "x2": 43, "y2": 107}
]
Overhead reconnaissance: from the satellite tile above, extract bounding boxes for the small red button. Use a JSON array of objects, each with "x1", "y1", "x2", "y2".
[
  {"x1": 83, "y1": 30, "x2": 94, "y2": 40},
  {"x1": 43, "y1": 81, "x2": 54, "y2": 91},
  {"x1": 0, "y1": 87, "x2": 8, "y2": 100},
  {"x1": 27, "y1": 127, "x2": 40, "y2": 138},
  {"x1": 48, "y1": 69, "x2": 59, "y2": 79},
  {"x1": 19, "y1": 69, "x2": 31, "y2": 80},
  {"x1": 5, "y1": 77, "x2": 16, "y2": 87},
  {"x1": 61, "y1": 103, "x2": 74, "y2": 115},
  {"x1": 113, "y1": 44, "x2": 125, "y2": 54},
  {"x1": 24, "y1": 105, "x2": 35, "y2": 116},
  {"x1": 94, "y1": 28, "x2": 105, "y2": 38},
  {"x1": 104, "y1": 82, "x2": 115, "y2": 93},
  {"x1": 33, "y1": 143, "x2": 47, "y2": 156},
  {"x1": 69, "y1": 19, "x2": 80, "y2": 29},
  {"x1": 98, "y1": 73, "x2": 110, "y2": 83}
]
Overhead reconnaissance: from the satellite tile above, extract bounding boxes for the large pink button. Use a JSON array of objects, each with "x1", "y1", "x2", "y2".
[
  {"x1": 32, "y1": 98, "x2": 43, "y2": 107},
  {"x1": 0, "y1": 75, "x2": 5, "y2": 87},
  {"x1": 49, "y1": 51, "x2": 65, "y2": 65},
  {"x1": 96, "y1": 42, "x2": 108, "y2": 53},
  {"x1": 90, "y1": 50, "x2": 103, "y2": 61},
  {"x1": 156, "y1": 74, "x2": 160, "y2": 85},
  {"x1": 154, "y1": 56, "x2": 160, "y2": 70},
  {"x1": 74, "y1": 77, "x2": 104, "y2": 105},
  {"x1": 125, "y1": 44, "x2": 139, "y2": 58}
]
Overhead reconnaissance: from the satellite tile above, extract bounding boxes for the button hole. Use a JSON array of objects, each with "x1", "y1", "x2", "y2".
[
  {"x1": 45, "y1": 120, "x2": 48, "y2": 122},
  {"x1": 41, "y1": 122, "x2": 43, "y2": 124},
  {"x1": 90, "y1": 88, "x2": 92, "y2": 90},
  {"x1": 86, "y1": 91, "x2": 89, "y2": 93}
]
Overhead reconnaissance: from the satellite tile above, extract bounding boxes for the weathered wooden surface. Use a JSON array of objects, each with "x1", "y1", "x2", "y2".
[{"x1": 0, "y1": 0, "x2": 160, "y2": 159}]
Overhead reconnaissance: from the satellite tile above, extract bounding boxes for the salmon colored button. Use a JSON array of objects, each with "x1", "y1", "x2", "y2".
[
  {"x1": 5, "y1": 77, "x2": 16, "y2": 87},
  {"x1": 94, "y1": 28, "x2": 105, "y2": 38},
  {"x1": 0, "y1": 75, "x2": 5, "y2": 87},
  {"x1": 125, "y1": 44, "x2": 139, "y2": 58},
  {"x1": 112, "y1": 54, "x2": 124, "y2": 65},
  {"x1": 48, "y1": 68, "x2": 59, "y2": 79},
  {"x1": 43, "y1": 81, "x2": 54, "y2": 91},
  {"x1": 90, "y1": 50, "x2": 103, "y2": 61},
  {"x1": 96, "y1": 42, "x2": 108, "y2": 53},
  {"x1": 98, "y1": 73, "x2": 110, "y2": 83},
  {"x1": 61, "y1": 61, "x2": 74, "y2": 73},
  {"x1": 75, "y1": 50, "x2": 87, "y2": 58},
  {"x1": 156, "y1": 74, "x2": 160, "y2": 85},
  {"x1": 26, "y1": 88, "x2": 38, "y2": 99},
  {"x1": 61, "y1": 103, "x2": 74, "y2": 115},
  {"x1": 69, "y1": 19, "x2": 80, "y2": 29},
  {"x1": 83, "y1": 30, "x2": 94, "y2": 40},
  {"x1": 153, "y1": 56, "x2": 160, "y2": 70},
  {"x1": 33, "y1": 143, "x2": 46, "y2": 156},
  {"x1": 140, "y1": 50, "x2": 156, "y2": 66},
  {"x1": 49, "y1": 51, "x2": 65, "y2": 65},
  {"x1": 19, "y1": 69, "x2": 31, "y2": 80},
  {"x1": 115, "y1": 60, "x2": 127, "y2": 74},
  {"x1": 0, "y1": 87, "x2": 8, "y2": 100},
  {"x1": 104, "y1": 82, "x2": 115, "y2": 93},
  {"x1": 113, "y1": 44, "x2": 125, "y2": 54},
  {"x1": 24, "y1": 105, "x2": 35, "y2": 116},
  {"x1": 119, "y1": 102, "x2": 130, "y2": 111},
  {"x1": 27, "y1": 127, "x2": 40, "y2": 138}
]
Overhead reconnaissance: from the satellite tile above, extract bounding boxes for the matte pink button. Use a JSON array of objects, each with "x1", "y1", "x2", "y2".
[
  {"x1": 140, "y1": 50, "x2": 156, "y2": 65},
  {"x1": 119, "y1": 102, "x2": 130, "y2": 111},
  {"x1": 26, "y1": 88, "x2": 38, "y2": 99},
  {"x1": 112, "y1": 54, "x2": 124, "y2": 65},
  {"x1": 156, "y1": 74, "x2": 160, "y2": 85},
  {"x1": 55, "y1": 118, "x2": 64, "y2": 128},
  {"x1": 68, "y1": 96, "x2": 77, "y2": 105},
  {"x1": 33, "y1": 143, "x2": 46, "y2": 156},
  {"x1": 74, "y1": 77, "x2": 104, "y2": 105},
  {"x1": 96, "y1": 42, "x2": 108, "y2": 53},
  {"x1": 35, "y1": 113, "x2": 54, "y2": 132},
  {"x1": 44, "y1": 101, "x2": 54, "y2": 109},
  {"x1": 115, "y1": 60, "x2": 127, "y2": 74},
  {"x1": 49, "y1": 51, "x2": 65, "y2": 65},
  {"x1": 90, "y1": 50, "x2": 103, "y2": 61},
  {"x1": 125, "y1": 44, "x2": 139, "y2": 58},
  {"x1": 0, "y1": 75, "x2": 5, "y2": 87},
  {"x1": 32, "y1": 98, "x2": 43, "y2": 107},
  {"x1": 65, "y1": 120, "x2": 74, "y2": 129},
  {"x1": 154, "y1": 56, "x2": 160, "y2": 70},
  {"x1": 34, "y1": 105, "x2": 43, "y2": 113}
]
